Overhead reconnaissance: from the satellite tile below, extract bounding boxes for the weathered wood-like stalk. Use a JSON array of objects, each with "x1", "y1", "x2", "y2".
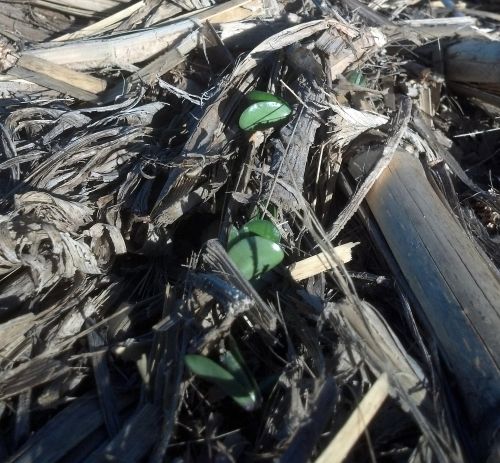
[{"x1": 349, "y1": 149, "x2": 500, "y2": 458}]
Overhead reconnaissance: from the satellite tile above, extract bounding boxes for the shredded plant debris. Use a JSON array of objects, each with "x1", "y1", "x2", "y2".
[{"x1": 0, "y1": 1, "x2": 499, "y2": 462}]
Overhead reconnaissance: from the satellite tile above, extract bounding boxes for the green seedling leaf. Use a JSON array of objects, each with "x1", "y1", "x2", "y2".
[
  {"x1": 246, "y1": 90, "x2": 286, "y2": 104},
  {"x1": 185, "y1": 354, "x2": 258, "y2": 411},
  {"x1": 220, "y1": 351, "x2": 261, "y2": 408},
  {"x1": 266, "y1": 203, "x2": 278, "y2": 219},
  {"x1": 227, "y1": 225, "x2": 240, "y2": 249},
  {"x1": 241, "y1": 219, "x2": 281, "y2": 244},
  {"x1": 345, "y1": 70, "x2": 366, "y2": 86},
  {"x1": 228, "y1": 236, "x2": 284, "y2": 280},
  {"x1": 220, "y1": 350, "x2": 249, "y2": 391},
  {"x1": 224, "y1": 336, "x2": 261, "y2": 400},
  {"x1": 239, "y1": 101, "x2": 292, "y2": 131}
]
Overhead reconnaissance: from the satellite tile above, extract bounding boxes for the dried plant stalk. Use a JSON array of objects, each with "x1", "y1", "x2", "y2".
[
  {"x1": 315, "y1": 374, "x2": 389, "y2": 463},
  {"x1": 289, "y1": 242, "x2": 358, "y2": 281}
]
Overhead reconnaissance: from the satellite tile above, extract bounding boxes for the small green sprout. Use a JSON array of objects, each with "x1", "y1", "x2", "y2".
[
  {"x1": 345, "y1": 70, "x2": 367, "y2": 86},
  {"x1": 185, "y1": 341, "x2": 261, "y2": 411},
  {"x1": 226, "y1": 218, "x2": 284, "y2": 280},
  {"x1": 228, "y1": 236, "x2": 284, "y2": 280},
  {"x1": 239, "y1": 91, "x2": 291, "y2": 132},
  {"x1": 246, "y1": 90, "x2": 287, "y2": 105},
  {"x1": 240, "y1": 219, "x2": 281, "y2": 244}
]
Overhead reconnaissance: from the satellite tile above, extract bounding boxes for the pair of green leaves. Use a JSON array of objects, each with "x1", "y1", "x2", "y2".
[
  {"x1": 345, "y1": 70, "x2": 366, "y2": 86},
  {"x1": 227, "y1": 218, "x2": 284, "y2": 280},
  {"x1": 185, "y1": 337, "x2": 261, "y2": 411},
  {"x1": 239, "y1": 90, "x2": 292, "y2": 131}
]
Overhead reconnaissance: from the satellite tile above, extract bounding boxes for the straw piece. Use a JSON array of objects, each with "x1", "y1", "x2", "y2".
[
  {"x1": 8, "y1": 55, "x2": 107, "y2": 101},
  {"x1": 288, "y1": 242, "x2": 358, "y2": 282},
  {"x1": 315, "y1": 373, "x2": 390, "y2": 463},
  {"x1": 22, "y1": 0, "x2": 261, "y2": 71},
  {"x1": 55, "y1": 1, "x2": 146, "y2": 41}
]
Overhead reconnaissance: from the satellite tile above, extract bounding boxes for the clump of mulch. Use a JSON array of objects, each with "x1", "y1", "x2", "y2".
[{"x1": 0, "y1": 1, "x2": 499, "y2": 462}]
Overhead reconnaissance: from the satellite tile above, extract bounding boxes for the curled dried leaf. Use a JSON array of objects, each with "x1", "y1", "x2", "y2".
[
  {"x1": 14, "y1": 192, "x2": 94, "y2": 232},
  {"x1": 87, "y1": 223, "x2": 127, "y2": 268}
]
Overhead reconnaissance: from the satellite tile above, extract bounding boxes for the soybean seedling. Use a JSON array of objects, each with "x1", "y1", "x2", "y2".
[
  {"x1": 226, "y1": 217, "x2": 284, "y2": 280},
  {"x1": 238, "y1": 90, "x2": 292, "y2": 132},
  {"x1": 184, "y1": 338, "x2": 261, "y2": 411}
]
